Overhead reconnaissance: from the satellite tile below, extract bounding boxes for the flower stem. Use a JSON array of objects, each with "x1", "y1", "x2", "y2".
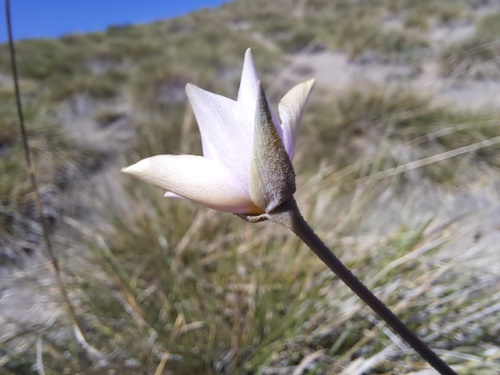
[{"x1": 268, "y1": 198, "x2": 457, "y2": 375}]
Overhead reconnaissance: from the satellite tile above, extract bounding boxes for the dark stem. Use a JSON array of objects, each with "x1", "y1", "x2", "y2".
[{"x1": 269, "y1": 198, "x2": 457, "y2": 375}]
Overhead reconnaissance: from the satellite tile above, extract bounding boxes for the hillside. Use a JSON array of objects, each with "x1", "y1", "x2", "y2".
[{"x1": 1, "y1": 0, "x2": 499, "y2": 374}]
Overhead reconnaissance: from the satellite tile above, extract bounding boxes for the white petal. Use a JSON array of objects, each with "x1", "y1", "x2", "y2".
[
  {"x1": 236, "y1": 49, "x2": 283, "y2": 141},
  {"x1": 164, "y1": 192, "x2": 184, "y2": 199},
  {"x1": 278, "y1": 79, "x2": 315, "y2": 159},
  {"x1": 122, "y1": 155, "x2": 261, "y2": 213},
  {"x1": 237, "y1": 48, "x2": 259, "y2": 107},
  {"x1": 186, "y1": 83, "x2": 254, "y2": 186}
]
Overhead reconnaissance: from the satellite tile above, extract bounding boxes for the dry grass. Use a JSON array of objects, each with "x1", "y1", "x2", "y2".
[
  {"x1": 439, "y1": 12, "x2": 500, "y2": 79},
  {"x1": 298, "y1": 84, "x2": 500, "y2": 183}
]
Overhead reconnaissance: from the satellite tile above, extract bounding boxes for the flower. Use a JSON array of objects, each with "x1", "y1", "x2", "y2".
[{"x1": 122, "y1": 48, "x2": 314, "y2": 215}]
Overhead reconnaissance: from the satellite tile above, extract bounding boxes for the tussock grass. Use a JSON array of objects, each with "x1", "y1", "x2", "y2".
[
  {"x1": 404, "y1": 10, "x2": 431, "y2": 31},
  {"x1": 0, "y1": 97, "x2": 69, "y2": 206},
  {"x1": 298, "y1": 84, "x2": 500, "y2": 183},
  {"x1": 384, "y1": 0, "x2": 466, "y2": 21},
  {"x1": 49, "y1": 72, "x2": 123, "y2": 102},
  {"x1": 24, "y1": 161, "x2": 499, "y2": 374},
  {"x1": 335, "y1": 22, "x2": 428, "y2": 62},
  {"x1": 439, "y1": 13, "x2": 500, "y2": 79}
]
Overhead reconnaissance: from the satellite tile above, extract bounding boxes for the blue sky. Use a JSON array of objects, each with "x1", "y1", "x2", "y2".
[{"x1": 1, "y1": 1, "x2": 233, "y2": 42}]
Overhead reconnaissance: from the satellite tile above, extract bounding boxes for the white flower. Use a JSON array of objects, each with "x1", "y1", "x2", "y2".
[{"x1": 122, "y1": 48, "x2": 314, "y2": 214}]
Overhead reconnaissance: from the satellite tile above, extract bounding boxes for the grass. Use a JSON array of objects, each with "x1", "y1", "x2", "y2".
[
  {"x1": 297, "y1": 84, "x2": 500, "y2": 184},
  {"x1": 439, "y1": 12, "x2": 500, "y2": 79},
  {"x1": 336, "y1": 22, "x2": 428, "y2": 62},
  {"x1": 49, "y1": 72, "x2": 123, "y2": 102},
  {"x1": 384, "y1": 0, "x2": 467, "y2": 22},
  {"x1": 0, "y1": 95, "x2": 69, "y2": 208},
  {"x1": 1, "y1": 0, "x2": 500, "y2": 374},
  {"x1": 29, "y1": 160, "x2": 498, "y2": 374},
  {"x1": 404, "y1": 10, "x2": 431, "y2": 31}
]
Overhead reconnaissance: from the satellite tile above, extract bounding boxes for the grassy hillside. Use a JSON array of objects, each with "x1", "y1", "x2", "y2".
[{"x1": 1, "y1": 0, "x2": 499, "y2": 374}]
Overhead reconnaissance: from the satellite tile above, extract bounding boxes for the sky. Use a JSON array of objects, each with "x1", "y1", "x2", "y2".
[{"x1": 1, "y1": 0, "x2": 234, "y2": 42}]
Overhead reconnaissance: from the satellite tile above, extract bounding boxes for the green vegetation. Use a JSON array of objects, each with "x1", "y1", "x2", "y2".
[
  {"x1": 299, "y1": 85, "x2": 500, "y2": 183},
  {"x1": 0, "y1": 95, "x2": 68, "y2": 207},
  {"x1": 384, "y1": 0, "x2": 467, "y2": 20},
  {"x1": 439, "y1": 12, "x2": 500, "y2": 79},
  {"x1": 333, "y1": 22, "x2": 428, "y2": 62},
  {"x1": 1, "y1": 0, "x2": 500, "y2": 374}
]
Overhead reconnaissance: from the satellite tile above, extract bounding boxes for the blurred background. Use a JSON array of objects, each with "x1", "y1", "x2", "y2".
[{"x1": 1, "y1": 0, "x2": 499, "y2": 374}]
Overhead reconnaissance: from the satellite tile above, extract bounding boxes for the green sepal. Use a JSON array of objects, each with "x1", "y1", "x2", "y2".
[{"x1": 249, "y1": 82, "x2": 296, "y2": 213}]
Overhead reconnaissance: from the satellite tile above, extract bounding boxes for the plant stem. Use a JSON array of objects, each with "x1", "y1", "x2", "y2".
[
  {"x1": 5, "y1": 0, "x2": 103, "y2": 360},
  {"x1": 268, "y1": 197, "x2": 457, "y2": 375}
]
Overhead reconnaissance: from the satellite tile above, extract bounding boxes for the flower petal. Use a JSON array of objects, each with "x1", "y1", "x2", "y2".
[
  {"x1": 237, "y1": 48, "x2": 259, "y2": 107},
  {"x1": 278, "y1": 79, "x2": 315, "y2": 159},
  {"x1": 236, "y1": 49, "x2": 283, "y2": 141},
  {"x1": 186, "y1": 83, "x2": 254, "y2": 186},
  {"x1": 122, "y1": 155, "x2": 262, "y2": 213}
]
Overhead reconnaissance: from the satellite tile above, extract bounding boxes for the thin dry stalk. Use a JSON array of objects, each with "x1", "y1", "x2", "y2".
[
  {"x1": 4, "y1": 0, "x2": 104, "y2": 360},
  {"x1": 367, "y1": 135, "x2": 500, "y2": 181}
]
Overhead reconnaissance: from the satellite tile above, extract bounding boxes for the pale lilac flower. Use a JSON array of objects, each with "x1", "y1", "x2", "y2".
[{"x1": 122, "y1": 49, "x2": 314, "y2": 214}]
